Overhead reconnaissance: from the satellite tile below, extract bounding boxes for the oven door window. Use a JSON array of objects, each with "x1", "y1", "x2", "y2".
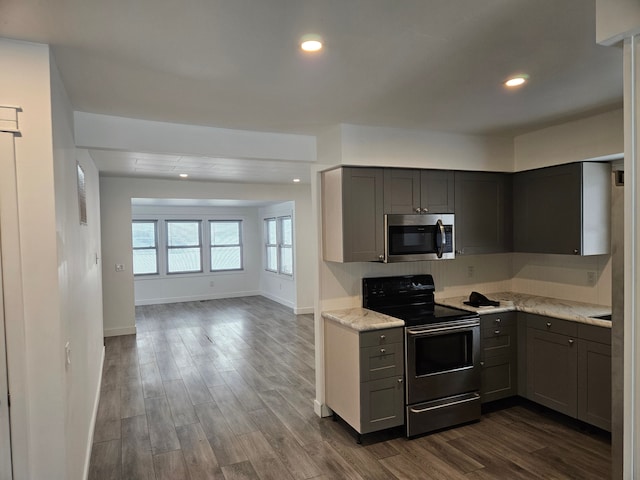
[
  {"x1": 414, "y1": 331, "x2": 473, "y2": 376},
  {"x1": 388, "y1": 225, "x2": 437, "y2": 255}
]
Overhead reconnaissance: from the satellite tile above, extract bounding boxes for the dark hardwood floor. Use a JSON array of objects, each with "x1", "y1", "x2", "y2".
[{"x1": 89, "y1": 296, "x2": 611, "y2": 479}]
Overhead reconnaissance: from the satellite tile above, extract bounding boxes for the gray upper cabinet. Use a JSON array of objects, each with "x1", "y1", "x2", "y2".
[
  {"x1": 513, "y1": 162, "x2": 610, "y2": 255},
  {"x1": 383, "y1": 169, "x2": 454, "y2": 214},
  {"x1": 322, "y1": 167, "x2": 384, "y2": 262},
  {"x1": 454, "y1": 171, "x2": 513, "y2": 255}
]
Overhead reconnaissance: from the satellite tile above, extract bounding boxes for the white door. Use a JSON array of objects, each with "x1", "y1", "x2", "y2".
[{"x1": 0, "y1": 242, "x2": 11, "y2": 480}]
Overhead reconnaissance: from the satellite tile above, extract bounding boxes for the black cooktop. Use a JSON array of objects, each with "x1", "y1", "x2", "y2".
[{"x1": 362, "y1": 275, "x2": 477, "y2": 327}]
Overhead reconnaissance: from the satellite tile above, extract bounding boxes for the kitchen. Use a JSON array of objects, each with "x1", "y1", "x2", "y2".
[{"x1": 1, "y1": 1, "x2": 639, "y2": 479}]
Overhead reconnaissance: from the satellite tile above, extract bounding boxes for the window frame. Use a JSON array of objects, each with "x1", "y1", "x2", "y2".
[
  {"x1": 166, "y1": 219, "x2": 203, "y2": 274},
  {"x1": 264, "y1": 215, "x2": 294, "y2": 277},
  {"x1": 264, "y1": 217, "x2": 278, "y2": 273},
  {"x1": 278, "y1": 215, "x2": 293, "y2": 277},
  {"x1": 209, "y1": 219, "x2": 244, "y2": 272},
  {"x1": 132, "y1": 220, "x2": 159, "y2": 276}
]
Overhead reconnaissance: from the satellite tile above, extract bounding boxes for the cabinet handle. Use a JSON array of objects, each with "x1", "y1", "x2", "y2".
[
  {"x1": 380, "y1": 348, "x2": 386, "y2": 354},
  {"x1": 494, "y1": 330, "x2": 501, "y2": 335},
  {"x1": 380, "y1": 334, "x2": 386, "y2": 340},
  {"x1": 415, "y1": 207, "x2": 421, "y2": 213},
  {"x1": 546, "y1": 322, "x2": 552, "y2": 328},
  {"x1": 480, "y1": 361, "x2": 485, "y2": 367},
  {"x1": 568, "y1": 339, "x2": 575, "y2": 345},
  {"x1": 397, "y1": 378, "x2": 403, "y2": 383},
  {"x1": 378, "y1": 254, "x2": 385, "y2": 262},
  {"x1": 421, "y1": 207, "x2": 429, "y2": 214},
  {"x1": 494, "y1": 318, "x2": 501, "y2": 324},
  {"x1": 573, "y1": 249, "x2": 579, "y2": 255}
]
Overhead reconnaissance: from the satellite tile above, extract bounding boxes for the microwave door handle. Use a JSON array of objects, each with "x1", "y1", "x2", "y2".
[{"x1": 436, "y1": 219, "x2": 446, "y2": 258}]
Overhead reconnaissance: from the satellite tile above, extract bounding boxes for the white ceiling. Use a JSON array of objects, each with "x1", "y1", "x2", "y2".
[{"x1": 0, "y1": 0, "x2": 624, "y2": 184}]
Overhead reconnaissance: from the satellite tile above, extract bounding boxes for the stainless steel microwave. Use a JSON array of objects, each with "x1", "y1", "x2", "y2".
[{"x1": 384, "y1": 214, "x2": 455, "y2": 262}]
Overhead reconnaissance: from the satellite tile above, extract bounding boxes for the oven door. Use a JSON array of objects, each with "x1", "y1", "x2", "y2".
[{"x1": 405, "y1": 318, "x2": 480, "y2": 405}]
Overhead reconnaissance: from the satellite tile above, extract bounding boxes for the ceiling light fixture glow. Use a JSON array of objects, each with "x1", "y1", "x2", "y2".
[
  {"x1": 504, "y1": 74, "x2": 529, "y2": 88},
  {"x1": 293, "y1": 178, "x2": 301, "y2": 183},
  {"x1": 300, "y1": 34, "x2": 323, "y2": 52},
  {"x1": 179, "y1": 173, "x2": 189, "y2": 178}
]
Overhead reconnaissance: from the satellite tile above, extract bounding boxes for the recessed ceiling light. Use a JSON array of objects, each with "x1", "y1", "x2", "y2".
[
  {"x1": 293, "y1": 178, "x2": 301, "y2": 183},
  {"x1": 504, "y1": 74, "x2": 529, "y2": 88},
  {"x1": 300, "y1": 34, "x2": 323, "y2": 52},
  {"x1": 179, "y1": 173, "x2": 188, "y2": 178}
]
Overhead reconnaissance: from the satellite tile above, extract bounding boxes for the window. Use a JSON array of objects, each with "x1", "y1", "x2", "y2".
[
  {"x1": 132, "y1": 221, "x2": 158, "y2": 275},
  {"x1": 280, "y1": 216, "x2": 293, "y2": 275},
  {"x1": 210, "y1": 220, "x2": 243, "y2": 271},
  {"x1": 166, "y1": 220, "x2": 202, "y2": 273},
  {"x1": 264, "y1": 215, "x2": 293, "y2": 276},
  {"x1": 265, "y1": 218, "x2": 278, "y2": 273}
]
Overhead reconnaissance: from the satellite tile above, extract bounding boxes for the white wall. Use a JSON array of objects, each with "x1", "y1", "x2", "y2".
[
  {"x1": 258, "y1": 202, "x2": 300, "y2": 311},
  {"x1": 100, "y1": 176, "x2": 314, "y2": 336},
  {"x1": 51, "y1": 57, "x2": 105, "y2": 480},
  {"x1": 132, "y1": 205, "x2": 261, "y2": 305},
  {"x1": 0, "y1": 38, "x2": 104, "y2": 480},
  {"x1": 514, "y1": 108, "x2": 623, "y2": 171},
  {"x1": 337, "y1": 123, "x2": 514, "y2": 171}
]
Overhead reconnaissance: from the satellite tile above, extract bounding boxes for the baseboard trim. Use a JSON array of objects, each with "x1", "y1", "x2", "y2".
[
  {"x1": 134, "y1": 291, "x2": 261, "y2": 306},
  {"x1": 260, "y1": 291, "x2": 295, "y2": 310},
  {"x1": 294, "y1": 306, "x2": 314, "y2": 315},
  {"x1": 314, "y1": 399, "x2": 333, "y2": 418},
  {"x1": 103, "y1": 326, "x2": 137, "y2": 337},
  {"x1": 83, "y1": 345, "x2": 105, "y2": 480}
]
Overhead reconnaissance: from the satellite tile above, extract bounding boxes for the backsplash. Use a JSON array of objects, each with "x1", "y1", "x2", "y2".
[{"x1": 320, "y1": 252, "x2": 612, "y2": 310}]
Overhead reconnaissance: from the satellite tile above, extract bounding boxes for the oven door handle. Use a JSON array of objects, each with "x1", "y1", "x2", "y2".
[
  {"x1": 406, "y1": 323, "x2": 478, "y2": 336},
  {"x1": 409, "y1": 393, "x2": 480, "y2": 414},
  {"x1": 435, "y1": 219, "x2": 446, "y2": 259}
]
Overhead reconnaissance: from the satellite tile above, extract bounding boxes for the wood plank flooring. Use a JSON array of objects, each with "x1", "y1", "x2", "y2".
[{"x1": 89, "y1": 296, "x2": 611, "y2": 479}]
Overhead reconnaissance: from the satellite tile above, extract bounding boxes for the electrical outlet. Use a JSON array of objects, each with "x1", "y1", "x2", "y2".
[
  {"x1": 587, "y1": 271, "x2": 596, "y2": 286},
  {"x1": 115, "y1": 264, "x2": 125, "y2": 272},
  {"x1": 467, "y1": 265, "x2": 475, "y2": 278}
]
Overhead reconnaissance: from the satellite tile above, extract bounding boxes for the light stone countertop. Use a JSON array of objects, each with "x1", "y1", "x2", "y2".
[
  {"x1": 322, "y1": 292, "x2": 612, "y2": 332},
  {"x1": 321, "y1": 308, "x2": 404, "y2": 331},
  {"x1": 436, "y1": 292, "x2": 612, "y2": 329}
]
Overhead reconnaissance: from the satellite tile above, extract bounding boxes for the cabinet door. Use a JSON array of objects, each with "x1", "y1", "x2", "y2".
[
  {"x1": 383, "y1": 169, "x2": 421, "y2": 214},
  {"x1": 481, "y1": 353, "x2": 517, "y2": 403},
  {"x1": 343, "y1": 167, "x2": 384, "y2": 262},
  {"x1": 578, "y1": 339, "x2": 611, "y2": 431},
  {"x1": 360, "y1": 376, "x2": 404, "y2": 434},
  {"x1": 420, "y1": 170, "x2": 455, "y2": 213},
  {"x1": 513, "y1": 163, "x2": 582, "y2": 254},
  {"x1": 526, "y1": 328, "x2": 578, "y2": 416},
  {"x1": 454, "y1": 171, "x2": 512, "y2": 254}
]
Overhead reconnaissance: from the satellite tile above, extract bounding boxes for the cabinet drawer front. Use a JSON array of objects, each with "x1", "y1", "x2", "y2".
[
  {"x1": 525, "y1": 313, "x2": 577, "y2": 337},
  {"x1": 578, "y1": 324, "x2": 611, "y2": 345},
  {"x1": 360, "y1": 343, "x2": 404, "y2": 381},
  {"x1": 482, "y1": 327, "x2": 516, "y2": 357},
  {"x1": 360, "y1": 328, "x2": 403, "y2": 347},
  {"x1": 480, "y1": 312, "x2": 516, "y2": 330}
]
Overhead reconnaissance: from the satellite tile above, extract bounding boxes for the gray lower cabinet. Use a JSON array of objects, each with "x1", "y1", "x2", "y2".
[
  {"x1": 480, "y1": 312, "x2": 518, "y2": 403},
  {"x1": 322, "y1": 167, "x2": 384, "y2": 262},
  {"x1": 513, "y1": 162, "x2": 610, "y2": 255},
  {"x1": 324, "y1": 320, "x2": 404, "y2": 435},
  {"x1": 454, "y1": 171, "x2": 512, "y2": 255},
  {"x1": 383, "y1": 168, "x2": 455, "y2": 214},
  {"x1": 577, "y1": 330, "x2": 612, "y2": 431},
  {"x1": 523, "y1": 313, "x2": 611, "y2": 431}
]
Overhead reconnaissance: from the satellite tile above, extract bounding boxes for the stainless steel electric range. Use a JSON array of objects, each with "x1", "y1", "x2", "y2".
[{"x1": 363, "y1": 274, "x2": 481, "y2": 437}]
